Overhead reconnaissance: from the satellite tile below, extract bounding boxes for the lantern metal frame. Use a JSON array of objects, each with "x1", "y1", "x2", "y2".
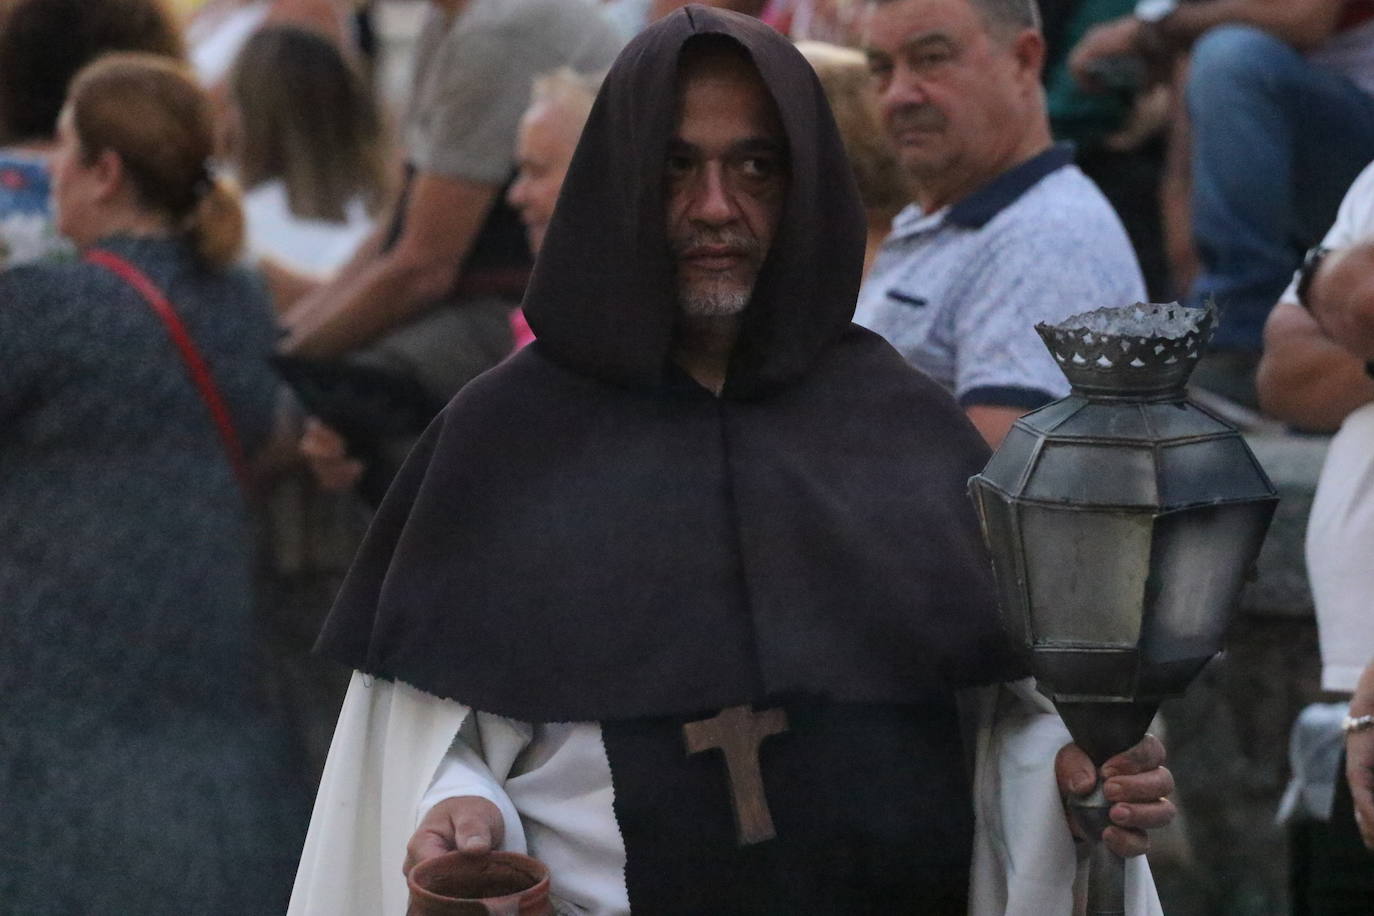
[{"x1": 970, "y1": 304, "x2": 1278, "y2": 915}]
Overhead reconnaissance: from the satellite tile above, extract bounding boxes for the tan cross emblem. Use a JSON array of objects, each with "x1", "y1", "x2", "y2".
[{"x1": 683, "y1": 704, "x2": 790, "y2": 845}]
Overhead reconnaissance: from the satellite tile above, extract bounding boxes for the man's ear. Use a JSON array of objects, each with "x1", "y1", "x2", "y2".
[
  {"x1": 89, "y1": 148, "x2": 128, "y2": 204},
  {"x1": 1011, "y1": 28, "x2": 1047, "y2": 87}
]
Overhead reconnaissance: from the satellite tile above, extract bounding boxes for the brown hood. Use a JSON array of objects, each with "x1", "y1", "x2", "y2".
[{"x1": 522, "y1": 6, "x2": 866, "y2": 397}]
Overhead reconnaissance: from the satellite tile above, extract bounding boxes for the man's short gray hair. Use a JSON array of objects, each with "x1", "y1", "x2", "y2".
[
  {"x1": 529, "y1": 67, "x2": 604, "y2": 127},
  {"x1": 969, "y1": 0, "x2": 1041, "y2": 34},
  {"x1": 869, "y1": 0, "x2": 1041, "y2": 38}
]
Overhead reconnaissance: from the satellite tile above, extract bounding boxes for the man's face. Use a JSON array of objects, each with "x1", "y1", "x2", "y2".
[
  {"x1": 863, "y1": 0, "x2": 1038, "y2": 198},
  {"x1": 507, "y1": 102, "x2": 581, "y2": 255},
  {"x1": 665, "y1": 49, "x2": 787, "y2": 318}
]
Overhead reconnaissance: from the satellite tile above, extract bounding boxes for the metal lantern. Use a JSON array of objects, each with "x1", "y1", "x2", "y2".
[{"x1": 969, "y1": 303, "x2": 1278, "y2": 915}]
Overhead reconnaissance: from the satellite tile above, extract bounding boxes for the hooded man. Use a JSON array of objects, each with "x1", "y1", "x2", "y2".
[{"x1": 288, "y1": 8, "x2": 1172, "y2": 915}]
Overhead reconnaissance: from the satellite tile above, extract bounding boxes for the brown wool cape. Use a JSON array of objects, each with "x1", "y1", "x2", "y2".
[{"x1": 315, "y1": 6, "x2": 1022, "y2": 724}]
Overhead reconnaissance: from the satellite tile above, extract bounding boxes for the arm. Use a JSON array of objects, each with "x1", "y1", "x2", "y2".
[
  {"x1": 260, "y1": 257, "x2": 325, "y2": 314},
  {"x1": 1346, "y1": 660, "x2": 1374, "y2": 850},
  {"x1": 405, "y1": 712, "x2": 532, "y2": 874},
  {"x1": 1256, "y1": 301, "x2": 1374, "y2": 431},
  {"x1": 1154, "y1": 0, "x2": 1346, "y2": 51},
  {"x1": 280, "y1": 6, "x2": 543, "y2": 358},
  {"x1": 1071, "y1": 0, "x2": 1346, "y2": 90},
  {"x1": 1306, "y1": 241, "x2": 1374, "y2": 361},
  {"x1": 289, "y1": 673, "x2": 474, "y2": 916},
  {"x1": 279, "y1": 173, "x2": 500, "y2": 357},
  {"x1": 966, "y1": 406, "x2": 1026, "y2": 450}
]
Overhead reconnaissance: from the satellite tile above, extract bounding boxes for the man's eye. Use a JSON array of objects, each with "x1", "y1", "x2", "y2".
[
  {"x1": 866, "y1": 61, "x2": 892, "y2": 87},
  {"x1": 666, "y1": 155, "x2": 694, "y2": 176},
  {"x1": 910, "y1": 48, "x2": 953, "y2": 68},
  {"x1": 740, "y1": 157, "x2": 778, "y2": 180}
]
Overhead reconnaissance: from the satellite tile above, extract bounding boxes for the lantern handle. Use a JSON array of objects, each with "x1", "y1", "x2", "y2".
[{"x1": 1067, "y1": 781, "x2": 1126, "y2": 915}]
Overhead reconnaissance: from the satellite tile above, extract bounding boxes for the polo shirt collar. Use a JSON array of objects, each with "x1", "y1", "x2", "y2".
[
  {"x1": 946, "y1": 142, "x2": 1076, "y2": 228},
  {"x1": 885, "y1": 143, "x2": 1077, "y2": 240}
]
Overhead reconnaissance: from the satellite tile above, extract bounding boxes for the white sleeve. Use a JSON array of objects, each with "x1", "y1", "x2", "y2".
[
  {"x1": 967, "y1": 680, "x2": 1163, "y2": 916},
  {"x1": 417, "y1": 712, "x2": 533, "y2": 854},
  {"x1": 1280, "y1": 160, "x2": 1374, "y2": 303},
  {"x1": 289, "y1": 673, "x2": 473, "y2": 916}
]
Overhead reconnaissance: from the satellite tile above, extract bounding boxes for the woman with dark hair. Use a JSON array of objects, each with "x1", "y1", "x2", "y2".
[
  {"x1": 228, "y1": 24, "x2": 388, "y2": 278},
  {"x1": 0, "y1": 54, "x2": 308, "y2": 914},
  {"x1": 0, "y1": 0, "x2": 184, "y2": 266}
]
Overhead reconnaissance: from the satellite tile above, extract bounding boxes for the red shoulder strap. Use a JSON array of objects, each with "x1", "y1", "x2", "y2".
[{"x1": 84, "y1": 248, "x2": 253, "y2": 493}]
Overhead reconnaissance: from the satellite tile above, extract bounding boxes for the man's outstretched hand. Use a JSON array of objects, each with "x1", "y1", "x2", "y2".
[
  {"x1": 1055, "y1": 734, "x2": 1177, "y2": 857},
  {"x1": 403, "y1": 796, "x2": 505, "y2": 876}
]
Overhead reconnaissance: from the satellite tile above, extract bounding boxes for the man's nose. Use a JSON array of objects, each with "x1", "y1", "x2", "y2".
[
  {"x1": 688, "y1": 164, "x2": 737, "y2": 226},
  {"x1": 879, "y1": 65, "x2": 929, "y2": 118}
]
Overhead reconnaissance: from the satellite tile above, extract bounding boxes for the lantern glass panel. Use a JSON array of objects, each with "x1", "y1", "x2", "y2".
[
  {"x1": 981, "y1": 426, "x2": 1039, "y2": 492},
  {"x1": 1143, "y1": 502, "x2": 1274, "y2": 661},
  {"x1": 1023, "y1": 443, "x2": 1158, "y2": 507},
  {"x1": 1157, "y1": 438, "x2": 1270, "y2": 506},
  {"x1": 1022, "y1": 397, "x2": 1088, "y2": 433},
  {"x1": 1140, "y1": 401, "x2": 1230, "y2": 440},
  {"x1": 1054, "y1": 403, "x2": 1152, "y2": 441},
  {"x1": 1020, "y1": 506, "x2": 1152, "y2": 645},
  {"x1": 972, "y1": 487, "x2": 1030, "y2": 639}
]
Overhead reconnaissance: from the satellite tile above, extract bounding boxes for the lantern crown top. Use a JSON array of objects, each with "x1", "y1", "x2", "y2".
[{"x1": 1036, "y1": 303, "x2": 1214, "y2": 400}]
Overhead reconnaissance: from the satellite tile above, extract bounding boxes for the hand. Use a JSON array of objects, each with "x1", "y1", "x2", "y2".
[
  {"x1": 1056, "y1": 734, "x2": 1176, "y2": 857},
  {"x1": 403, "y1": 796, "x2": 506, "y2": 877},
  {"x1": 1306, "y1": 242, "x2": 1374, "y2": 361},
  {"x1": 1347, "y1": 728, "x2": 1374, "y2": 850},
  {"x1": 299, "y1": 418, "x2": 365, "y2": 492},
  {"x1": 1069, "y1": 16, "x2": 1144, "y2": 92}
]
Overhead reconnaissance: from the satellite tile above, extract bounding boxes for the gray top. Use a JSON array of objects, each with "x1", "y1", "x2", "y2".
[
  {"x1": 0, "y1": 235, "x2": 308, "y2": 913},
  {"x1": 854, "y1": 145, "x2": 1147, "y2": 409},
  {"x1": 406, "y1": 0, "x2": 622, "y2": 184}
]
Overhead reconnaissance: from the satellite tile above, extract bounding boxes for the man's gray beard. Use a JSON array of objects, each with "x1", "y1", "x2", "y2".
[{"x1": 677, "y1": 284, "x2": 751, "y2": 317}]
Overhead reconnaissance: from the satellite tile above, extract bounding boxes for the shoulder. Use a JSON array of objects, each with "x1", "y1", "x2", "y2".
[
  {"x1": 452, "y1": 0, "x2": 618, "y2": 66},
  {"x1": 465, "y1": 0, "x2": 605, "y2": 33},
  {"x1": 195, "y1": 261, "x2": 275, "y2": 331},
  {"x1": 0, "y1": 260, "x2": 118, "y2": 343},
  {"x1": 433, "y1": 344, "x2": 592, "y2": 430},
  {"x1": 823, "y1": 326, "x2": 977, "y2": 418},
  {"x1": 0, "y1": 258, "x2": 102, "y2": 302},
  {"x1": 975, "y1": 167, "x2": 1142, "y2": 285},
  {"x1": 989, "y1": 166, "x2": 1129, "y2": 245},
  {"x1": 1329, "y1": 160, "x2": 1374, "y2": 245},
  {"x1": 819, "y1": 327, "x2": 994, "y2": 467}
]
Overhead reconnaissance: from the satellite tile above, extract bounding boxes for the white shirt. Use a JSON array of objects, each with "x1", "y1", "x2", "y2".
[
  {"x1": 187, "y1": 1, "x2": 271, "y2": 87},
  {"x1": 241, "y1": 180, "x2": 374, "y2": 277}
]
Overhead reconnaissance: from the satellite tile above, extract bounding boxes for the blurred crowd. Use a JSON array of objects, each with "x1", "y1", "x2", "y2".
[{"x1": 3, "y1": 0, "x2": 1374, "y2": 913}]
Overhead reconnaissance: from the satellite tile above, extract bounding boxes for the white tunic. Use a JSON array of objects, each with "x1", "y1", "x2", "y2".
[{"x1": 289, "y1": 673, "x2": 1163, "y2": 915}]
